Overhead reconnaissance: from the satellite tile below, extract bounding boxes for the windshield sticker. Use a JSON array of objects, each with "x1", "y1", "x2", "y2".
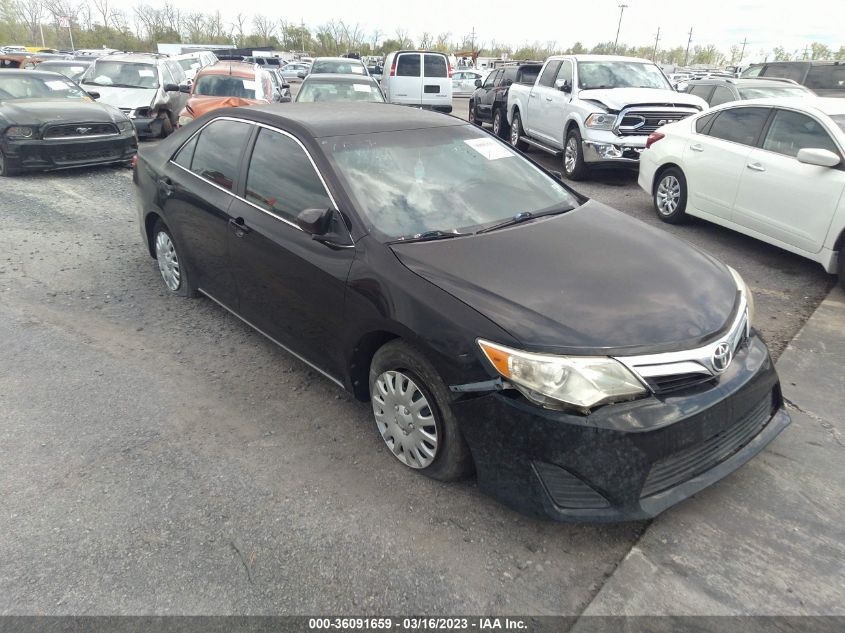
[
  {"x1": 45, "y1": 80, "x2": 69, "y2": 90},
  {"x1": 138, "y1": 69, "x2": 154, "y2": 77},
  {"x1": 242, "y1": 80, "x2": 256, "y2": 90},
  {"x1": 352, "y1": 83, "x2": 371, "y2": 92},
  {"x1": 464, "y1": 137, "x2": 514, "y2": 160},
  {"x1": 350, "y1": 66, "x2": 364, "y2": 74}
]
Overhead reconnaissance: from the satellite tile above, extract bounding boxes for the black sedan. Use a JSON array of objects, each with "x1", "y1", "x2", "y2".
[
  {"x1": 0, "y1": 69, "x2": 137, "y2": 176},
  {"x1": 134, "y1": 103, "x2": 789, "y2": 522}
]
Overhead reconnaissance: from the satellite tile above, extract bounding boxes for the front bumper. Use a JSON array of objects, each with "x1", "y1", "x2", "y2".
[
  {"x1": 582, "y1": 138, "x2": 644, "y2": 166},
  {"x1": 452, "y1": 333, "x2": 789, "y2": 522},
  {"x1": 127, "y1": 115, "x2": 161, "y2": 139},
  {"x1": 2, "y1": 133, "x2": 138, "y2": 173}
]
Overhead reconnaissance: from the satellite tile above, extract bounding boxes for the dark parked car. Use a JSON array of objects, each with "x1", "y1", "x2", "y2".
[
  {"x1": 0, "y1": 69, "x2": 137, "y2": 176},
  {"x1": 685, "y1": 77, "x2": 814, "y2": 106},
  {"x1": 135, "y1": 103, "x2": 788, "y2": 522},
  {"x1": 742, "y1": 61, "x2": 845, "y2": 97},
  {"x1": 469, "y1": 62, "x2": 542, "y2": 138}
]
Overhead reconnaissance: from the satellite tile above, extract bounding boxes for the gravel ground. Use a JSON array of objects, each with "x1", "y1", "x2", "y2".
[{"x1": 0, "y1": 100, "x2": 834, "y2": 615}]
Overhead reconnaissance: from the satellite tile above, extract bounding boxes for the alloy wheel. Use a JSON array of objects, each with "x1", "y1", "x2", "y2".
[
  {"x1": 510, "y1": 116, "x2": 520, "y2": 147},
  {"x1": 656, "y1": 175, "x2": 681, "y2": 216},
  {"x1": 372, "y1": 370, "x2": 439, "y2": 469},
  {"x1": 564, "y1": 137, "x2": 578, "y2": 173},
  {"x1": 155, "y1": 231, "x2": 181, "y2": 291},
  {"x1": 493, "y1": 112, "x2": 501, "y2": 136}
]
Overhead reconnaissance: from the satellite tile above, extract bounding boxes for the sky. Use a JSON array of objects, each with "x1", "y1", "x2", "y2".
[{"x1": 118, "y1": 0, "x2": 845, "y2": 62}]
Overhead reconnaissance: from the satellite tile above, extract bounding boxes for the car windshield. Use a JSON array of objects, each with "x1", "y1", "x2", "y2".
[
  {"x1": 177, "y1": 59, "x2": 198, "y2": 71},
  {"x1": 578, "y1": 61, "x2": 671, "y2": 90},
  {"x1": 738, "y1": 86, "x2": 811, "y2": 99},
  {"x1": 83, "y1": 61, "x2": 159, "y2": 89},
  {"x1": 0, "y1": 73, "x2": 89, "y2": 100},
  {"x1": 297, "y1": 80, "x2": 383, "y2": 103},
  {"x1": 37, "y1": 63, "x2": 88, "y2": 80},
  {"x1": 310, "y1": 59, "x2": 366, "y2": 75},
  {"x1": 323, "y1": 125, "x2": 578, "y2": 240},
  {"x1": 193, "y1": 74, "x2": 258, "y2": 99}
]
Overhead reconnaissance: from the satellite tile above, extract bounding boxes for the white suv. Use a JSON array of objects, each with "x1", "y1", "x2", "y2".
[
  {"x1": 639, "y1": 97, "x2": 845, "y2": 287},
  {"x1": 380, "y1": 50, "x2": 452, "y2": 113}
]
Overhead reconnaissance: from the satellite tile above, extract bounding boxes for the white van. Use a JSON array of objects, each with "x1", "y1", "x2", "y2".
[{"x1": 381, "y1": 50, "x2": 453, "y2": 113}]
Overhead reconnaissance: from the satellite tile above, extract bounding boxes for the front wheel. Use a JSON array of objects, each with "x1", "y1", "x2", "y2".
[
  {"x1": 563, "y1": 128, "x2": 588, "y2": 181},
  {"x1": 838, "y1": 243, "x2": 845, "y2": 291},
  {"x1": 0, "y1": 150, "x2": 19, "y2": 177},
  {"x1": 369, "y1": 340, "x2": 473, "y2": 481},
  {"x1": 468, "y1": 101, "x2": 480, "y2": 126},
  {"x1": 509, "y1": 110, "x2": 529, "y2": 151},
  {"x1": 653, "y1": 167, "x2": 688, "y2": 224},
  {"x1": 492, "y1": 108, "x2": 509, "y2": 139},
  {"x1": 158, "y1": 111, "x2": 174, "y2": 138}
]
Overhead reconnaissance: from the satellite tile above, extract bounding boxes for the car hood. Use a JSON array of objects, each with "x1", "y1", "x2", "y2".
[
  {"x1": 0, "y1": 98, "x2": 123, "y2": 125},
  {"x1": 82, "y1": 85, "x2": 156, "y2": 110},
  {"x1": 579, "y1": 87, "x2": 707, "y2": 112},
  {"x1": 390, "y1": 201, "x2": 738, "y2": 354},
  {"x1": 184, "y1": 95, "x2": 264, "y2": 118}
]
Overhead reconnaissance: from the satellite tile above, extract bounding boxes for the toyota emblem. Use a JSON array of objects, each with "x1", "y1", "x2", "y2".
[{"x1": 711, "y1": 342, "x2": 732, "y2": 373}]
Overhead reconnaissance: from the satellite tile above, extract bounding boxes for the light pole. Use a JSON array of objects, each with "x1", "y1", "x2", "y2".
[{"x1": 614, "y1": 4, "x2": 628, "y2": 54}]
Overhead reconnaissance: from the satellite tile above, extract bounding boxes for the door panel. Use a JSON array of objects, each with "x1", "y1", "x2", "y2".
[
  {"x1": 227, "y1": 128, "x2": 355, "y2": 377},
  {"x1": 391, "y1": 53, "x2": 421, "y2": 104}
]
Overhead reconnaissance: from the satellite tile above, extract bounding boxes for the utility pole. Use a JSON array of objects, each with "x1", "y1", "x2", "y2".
[
  {"x1": 470, "y1": 26, "x2": 476, "y2": 52},
  {"x1": 739, "y1": 37, "x2": 747, "y2": 63},
  {"x1": 803, "y1": 45, "x2": 810, "y2": 60},
  {"x1": 613, "y1": 4, "x2": 628, "y2": 54},
  {"x1": 683, "y1": 28, "x2": 693, "y2": 66},
  {"x1": 651, "y1": 27, "x2": 660, "y2": 61},
  {"x1": 300, "y1": 18, "x2": 305, "y2": 54},
  {"x1": 39, "y1": 22, "x2": 45, "y2": 48}
]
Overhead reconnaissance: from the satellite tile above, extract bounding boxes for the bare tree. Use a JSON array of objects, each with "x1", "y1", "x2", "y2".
[
  {"x1": 394, "y1": 28, "x2": 410, "y2": 49},
  {"x1": 182, "y1": 11, "x2": 205, "y2": 42},
  {"x1": 16, "y1": 0, "x2": 44, "y2": 43},
  {"x1": 252, "y1": 14, "x2": 275, "y2": 43},
  {"x1": 369, "y1": 28, "x2": 382, "y2": 50},
  {"x1": 418, "y1": 32, "x2": 433, "y2": 49},
  {"x1": 231, "y1": 12, "x2": 247, "y2": 46}
]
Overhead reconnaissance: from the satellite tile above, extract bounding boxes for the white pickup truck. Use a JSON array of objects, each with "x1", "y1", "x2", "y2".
[{"x1": 507, "y1": 55, "x2": 708, "y2": 180}]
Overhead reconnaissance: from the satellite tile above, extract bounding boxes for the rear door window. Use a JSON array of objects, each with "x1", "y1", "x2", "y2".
[
  {"x1": 689, "y1": 84, "x2": 713, "y2": 101},
  {"x1": 397, "y1": 53, "x2": 421, "y2": 77},
  {"x1": 706, "y1": 107, "x2": 770, "y2": 146},
  {"x1": 761, "y1": 63, "x2": 807, "y2": 83},
  {"x1": 189, "y1": 119, "x2": 253, "y2": 191},
  {"x1": 423, "y1": 54, "x2": 448, "y2": 78},
  {"x1": 761, "y1": 109, "x2": 840, "y2": 157},
  {"x1": 709, "y1": 86, "x2": 736, "y2": 106},
  {"x1": 537, "y1": 61, "x2": 562, "y2": 87},
  {"x1": 805, "y1": 65, "x2": 845, "y2": 91}
]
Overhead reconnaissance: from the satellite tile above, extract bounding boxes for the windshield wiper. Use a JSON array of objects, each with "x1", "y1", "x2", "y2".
[
  {"x1": 476, "y1": 206, "x2": 573, "y2": 234},
  {"x1": 387, "y1": 230, "x2": 471, "y2": 245}
]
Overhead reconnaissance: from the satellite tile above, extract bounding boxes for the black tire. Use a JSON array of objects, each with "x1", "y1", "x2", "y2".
[
  {"x1": 838, "y1": 243, "x2": 845, "y2": 291},
  {"x1": 652, "y1": 167, "x2": 689, "y2": 224},
  {"x1": 509, "y1": 110, "x2": 529, "y2": 151},
  {"x1": 0, "y1": 150, "x2": 19, "y2": 177},
  {"x1": 468, "y1": 101, "x2": 481, "y2": 126},
  {"x1": 562, "y1": 127, "x2": 588, "y2": 181},
  {"x1": 492, "y1": 107, "x2": 509, "y2": 139},
  {"x1": 158, "y1": 111, "x2": 174, "y2": 138},
  {"x1": 369, "y1": 340, "x2": 473, "y2": 482},
  {"x1": 151, "y1": 220, "x2": 198, "y2": 297}
]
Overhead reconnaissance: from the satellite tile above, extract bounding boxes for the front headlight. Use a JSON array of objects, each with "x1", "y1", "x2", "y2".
[
  {"x1": 178, "y1": 114, "x2": 194, "y2": 127},
  {"x1": 6, "y1": 126, "x2": 36, "y2": 139},
  {"x1": 584, "y1": 113, "x2": 617, "y2": 130},
  {"x1": 116, "y1": 120, "x2": 133, "y2": 133},
  {"x1": 478, "y1": 340, "x2": 647, "y2": 411},
  {"x1": 727, "y1": 266, "x2": 755, "y2": 327}
]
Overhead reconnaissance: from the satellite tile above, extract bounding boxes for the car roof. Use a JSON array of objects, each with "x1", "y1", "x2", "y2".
[
  {"x1": 225, "y1": 102, "x2": 465, "y2": 138},
  {"x1": 691, "y1": 77, "x2": 808, "y2": 88},
  {"x1": 313, "y1": 57, "x2": 365, "y2": 63},
  {"x1": 302, "y1": 73, "x2": 377, "y2": 84},
  {"x1": 551, "y1": 54, "x2": 655, "y2": 64},
  {"x1": 92, "y1": 53, "x2": 163, "y2": 64},
  {"x1": 713, "y1": 96, "x2": 845, "y2": 117},
  {"x1": 35, "y1": 59, "x2": 90, "y2": 65},
  {"x1": 197, "y1": 61, "x2": 256, "y2": 78},
  {"x1": 0, "y1": 68, "x2": 68, "y2": 76}
]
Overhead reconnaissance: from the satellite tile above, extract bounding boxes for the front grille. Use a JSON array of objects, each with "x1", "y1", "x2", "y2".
[
  {"x1": 49, "y1": 146, "x2": 122, "y2": 164},
  {"x1": 641, "y1": 392, "x2": 775, "y2": 498},
  {"x1": 646, "y1": 372, "x2": 716, "y2": 394},
  {"x1": 617, "y1": 109, "x2": 698, "y2": 136},
  {"x1": 44, "y1": 123, "x2": 118, "y2": 139},
  {"x1": 534, "y1": 462, "x2": 610, "y2": 509}
]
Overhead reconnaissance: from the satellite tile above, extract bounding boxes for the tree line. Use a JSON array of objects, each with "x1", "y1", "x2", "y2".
[{"x1": 1, "y1": 0, "x2": 844, "y2": 66}]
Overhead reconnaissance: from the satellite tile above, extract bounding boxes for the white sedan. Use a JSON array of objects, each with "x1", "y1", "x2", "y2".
[
  {"x1": 639, "y1": 97, "x2": 845, "y2": 288},
  {"x1": 452, "y1": 70, "x2": 487, "y2": 96}
]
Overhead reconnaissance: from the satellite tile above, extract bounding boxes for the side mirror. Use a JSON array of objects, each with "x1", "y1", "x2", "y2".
[
  {"x1": 296, "y1": 208, "x2": 333, "y2": 235},
  {"x1": 505, "y1": 79, "x2": 513, "y2": 86},
  {"x1": 87, "y1": 90, "x2": 100, "y2": 99},
  {"x1": 474, "y1": 79, "x2": 482, "y2": 88},
  {"x1": 796, "y1": 147, "x2": 841, "y2": 168},
  {"x1": 297, "y1": 71, "x2": 306, "y2": 79},
  {"x1": 296, "y1": 208, "x2": 353, "y2": 247},
  {"x1": 556, "y1": 79, "x2": 572, "y2": 93},
  {"x1": 178, "y1": 83, "x2": 191, "y2": 93},
  {"x1": 282, "y1": 83, "x2": 290, "y2": 90},
  {"x1": 163, "y1": 83, "x2": 179, "y2": 92}
]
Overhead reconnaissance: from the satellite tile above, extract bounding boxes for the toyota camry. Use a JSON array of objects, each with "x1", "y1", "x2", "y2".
[{"x1": 134, "y1": 103, "x2": 789, "y2": 521}]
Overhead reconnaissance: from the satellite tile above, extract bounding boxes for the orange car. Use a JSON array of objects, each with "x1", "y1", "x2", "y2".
[{"x1": 177, "y1": 62, "x2": 287, "y2": 127}]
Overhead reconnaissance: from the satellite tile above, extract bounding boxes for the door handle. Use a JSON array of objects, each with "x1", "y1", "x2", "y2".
[
  {"x1": 689, "y1": 143, "x2": 704, "y2": 152},
  {"x1": 529, "y1": 93, "x2": 537, "y2": 98},
  {"x1": 228, "y1": 217, "x2": 251, "y2": 238},
  {"x1": 158, "y1": 177, "x2": 174, "y2": 196},
  {"x1": 747, "y1": 162, "x2": 766, "y2": 172},
  {"x1": 545, "y1": 97, "x2": 553, "y2": 102}
]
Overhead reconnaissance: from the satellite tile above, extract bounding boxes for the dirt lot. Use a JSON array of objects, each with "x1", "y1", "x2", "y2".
[{"x1": 0, "y1": 103, "x2": 833, "y2": 614}]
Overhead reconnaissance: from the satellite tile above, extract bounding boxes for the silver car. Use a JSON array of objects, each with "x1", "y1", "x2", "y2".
[{"x1": 281, "y1": 62, "x2": 311, "y2": 82}]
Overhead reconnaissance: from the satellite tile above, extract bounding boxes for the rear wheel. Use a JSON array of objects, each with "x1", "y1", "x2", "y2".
[
  {"x1": 152, "y1": 220, "x2": 197, "y2": 297},
  {"x1": 468, "y1": 101, "x2": 480, "y2": 126},
  {"x1": 838, "y1": 243, "x2": 845, "y2": 291},
  {"x1": 653, "y1": 167, "x2": 688, "y2": 224},
  {"x1": 509, "y1": 110, "x2": 529, "y2": 151},
  {"x1": 492, "y1": 108, "x2": 509, "y2": 139},
  {"x1": 369, "y1": 340, "x2": 473, "y2": 481}
]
